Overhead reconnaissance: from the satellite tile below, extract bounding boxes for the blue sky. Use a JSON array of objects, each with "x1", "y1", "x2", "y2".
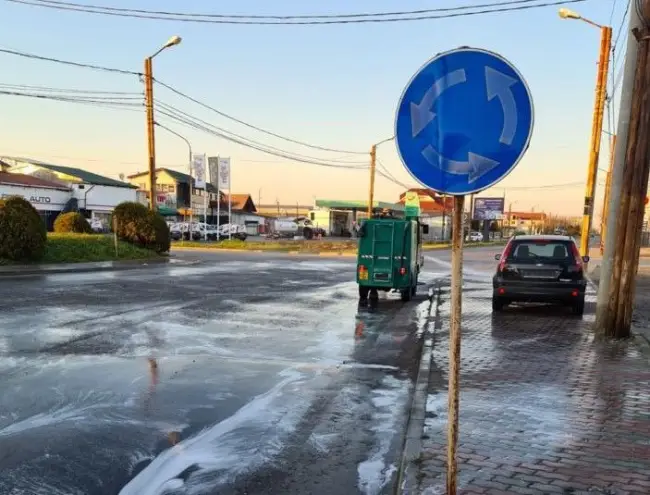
[{"x1": 0, "y1": 0, "x2": 626, "y2": 216}]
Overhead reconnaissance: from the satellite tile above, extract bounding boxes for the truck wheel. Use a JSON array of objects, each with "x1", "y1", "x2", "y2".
[
  {"x1": 359, "y1": 286, "x2": 369, "y2": 300},
  {"x1": 401, "y1": 289, "x2": 412, "y2": 302},
  {"x1": 303, "y1": 227, "x2": 314, "y2": 240}
]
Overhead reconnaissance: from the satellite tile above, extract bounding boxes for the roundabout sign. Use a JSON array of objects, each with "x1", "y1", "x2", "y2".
[{"x1": 395, "y1": 47, "x2": 534, "y2": 195}]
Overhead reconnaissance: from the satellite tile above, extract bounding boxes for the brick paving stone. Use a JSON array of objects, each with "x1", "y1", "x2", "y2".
[{"x1": 417, "y1": 275, "x2": 650, "y2": 495}]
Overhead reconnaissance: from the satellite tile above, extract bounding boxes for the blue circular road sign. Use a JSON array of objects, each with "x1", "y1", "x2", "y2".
[{"x1": 395, "y1": 47, "x2": 534, "y2": 195}]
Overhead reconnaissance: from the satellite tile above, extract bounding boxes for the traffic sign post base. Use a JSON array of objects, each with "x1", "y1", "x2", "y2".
[{"x1": 447, "y1": 194, "x2": 465, "y2": 495}]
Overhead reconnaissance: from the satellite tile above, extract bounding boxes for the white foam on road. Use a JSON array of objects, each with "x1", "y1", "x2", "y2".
[
  {"x1": 357, "y1": 375, "x2": 411, "y2": 495},
  {"x1": 118, "y1": 368, "x2": 311, "y2": 495}
]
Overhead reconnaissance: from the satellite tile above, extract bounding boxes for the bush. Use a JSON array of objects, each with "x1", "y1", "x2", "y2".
[
  {"x1": 53, "y1": 212, "x2": 93, "y2": 234},
  {"x1": 0, "y1": 196, "x2": 47, "y2": 262},
  {"x1": 112, "y1": 201, "x2": 170, "y2": 253}
]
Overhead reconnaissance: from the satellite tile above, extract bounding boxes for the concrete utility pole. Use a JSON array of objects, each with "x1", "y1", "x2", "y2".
[
  {"x1": 595, "y1": 0, "x2": 649, "y2": 339},
  {"x1": 367, "y1": 137, "x2": 395, "y2": 217},
  {"x1": 368, "y1": 144, "x2": 377, "y2": 217}
]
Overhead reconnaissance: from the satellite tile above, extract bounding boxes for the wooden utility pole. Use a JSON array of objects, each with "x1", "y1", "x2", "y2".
[
  {"x1": 368, "y1": 144, "x2": 377, "y2": 217},
  {"x1": 144, "y1": 56, "x2": 157, "y2": 211},
  {"x1": 447, "y1": 195, "x2": 465, "y2": 495},
  {"x1": 596, "y1": 0, "x2": 650, "y2": 339}
]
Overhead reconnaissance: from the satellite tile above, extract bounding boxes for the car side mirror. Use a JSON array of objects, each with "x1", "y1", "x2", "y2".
[
  {"x1": 422, "y1": 224, "x2": 429, "y2": 235},
  {"x1": 582, "y1": 255, "x2": 590, "y2": 263},
  {"x1": 494, "y1": 253, "x2": 501, "y2": 261}
]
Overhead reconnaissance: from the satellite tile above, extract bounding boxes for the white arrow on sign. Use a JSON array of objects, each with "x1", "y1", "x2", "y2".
[
  {"x1": 485, "y1": 66, "x2": 518, "y2": 146},
  {"x1": 410, "y1": 69, "x2": 466, "y2": 137},
  {"x1": 422, "y1": 145, "x2": 499, "y2": 183}
]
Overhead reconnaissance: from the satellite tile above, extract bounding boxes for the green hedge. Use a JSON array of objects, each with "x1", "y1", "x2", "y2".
[
  {"x1": 53, "y1": 212, "x2": 93, "y2": 234},
  {"x1": 112, "y1": 202, "x2": 170, "y2": 253},
  {"x1": 0, "y1": 196, "x2": 47, "y2": 262}
]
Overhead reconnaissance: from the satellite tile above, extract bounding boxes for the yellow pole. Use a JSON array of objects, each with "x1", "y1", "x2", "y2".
[
  {"x1": 580, "y1": 25, "x2": 612, "y2": 258},
  {"x1": 367, "y1": 144, "x2": 377, "y2": 217},
  {"x1": 144, "y1": 56, "x2": 157, "y2": 210},
  {"x1": 601, "y1": 134, "x2": 616, "y2": 254}
]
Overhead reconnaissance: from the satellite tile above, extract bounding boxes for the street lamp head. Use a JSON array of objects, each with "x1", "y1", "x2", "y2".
[
  {"x1": 558, "y1": 8, "x2": 581, "y2": 20},
  {"x1": 163, "y1": 35, "x2": 182, "y2": 49}
]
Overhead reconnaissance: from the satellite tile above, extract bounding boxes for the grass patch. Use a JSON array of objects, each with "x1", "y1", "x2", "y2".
[{"x1": 41, "y1": 233, "x2": 161, "y2": 264}]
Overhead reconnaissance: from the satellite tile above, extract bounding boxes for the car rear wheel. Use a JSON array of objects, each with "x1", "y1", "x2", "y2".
[
  {"x1": 572, "y1": 297, "x2": 585, "y2": 316},
  {"x1": 492, "y1": 296, "x2": 506, "y2": 312},
  {"x1": 401, "y1": 288, "x2": 412, "y2": 302}
]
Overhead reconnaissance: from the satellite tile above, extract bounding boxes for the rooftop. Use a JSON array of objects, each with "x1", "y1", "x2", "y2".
[
  {"x1": 3, "y1": 157, "x2": 136, "y2": 189},
  {"x1": 0, "y1": 172, "x2": 70, "y2": 190},
  {"x1": 315, "y1": 199, "x2": 404, "y2": 211}
]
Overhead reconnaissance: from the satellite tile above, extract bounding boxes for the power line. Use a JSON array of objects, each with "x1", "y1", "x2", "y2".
[
  {"x1": 0, "y1": 46, "x2": 369, "y2": 156},
  {"x1": 6, "y1": 0, "x2": 573, "y2": 20},
  {"x1": 155, "y1": 109, "x2": 370, "y2": 170},
  {"x1": 0, "y1": 47, "x2": 140, "y2": 75},
  {"x1": 0, "y1": 82, "x2": 141, "y2": 95},
  {"x1": 154, "y1": 79, "x2": 368, "y2": 155},
  {"x1": 5, "y1": 0, "x2": 588, "y2": 25},
  {"x1": 0, "y1": 89, "x2": 144, "y2": 111},
  {"x1": 155, "y1": 100, "x2": 368, "y2": 165}
]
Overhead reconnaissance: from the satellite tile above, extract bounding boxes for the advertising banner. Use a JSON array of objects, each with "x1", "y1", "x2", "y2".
[
  {"x1": 218, "y1": 157, "x2": 230, "y2": 190},
  {"x1": 192, "y1": 153, "x2": 206, "y2": 189},
  {"x1": 473, "y1": 197, "x2": 505, "y2": 220},
  {"x1": 208, "y1": 156, "x2": 219, "y2": 189}
]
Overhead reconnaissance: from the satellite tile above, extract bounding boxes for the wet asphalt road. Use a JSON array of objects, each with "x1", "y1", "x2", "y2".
[{"x1": 0, "y1": 252, "x2": 450, "y2": 495}]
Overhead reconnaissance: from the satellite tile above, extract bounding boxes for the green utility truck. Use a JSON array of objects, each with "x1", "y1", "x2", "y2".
[{"x1": 356, "y1": 214, "x2": 428, "y2": 302}]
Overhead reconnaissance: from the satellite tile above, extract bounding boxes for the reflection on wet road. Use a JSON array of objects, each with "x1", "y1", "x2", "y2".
[{"x1": 0, "y1": 254, "x2": 441, "y2": 495}]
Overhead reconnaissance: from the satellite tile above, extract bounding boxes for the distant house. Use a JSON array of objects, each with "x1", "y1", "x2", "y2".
[
  {"x1": 221, "y1": 194, "x2": 264, "y2": 234},
  {"x1": 127, "y1": 168, "x2": 221, "y2": 219},
  {"x1": 506, "y1": 211, "x2": 547, "y2": 234},
  {"x1": 1, "y1": 156, "x2": 137, "y2": 229}
]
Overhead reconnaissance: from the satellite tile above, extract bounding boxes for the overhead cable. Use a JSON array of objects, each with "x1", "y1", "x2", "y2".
[
  {"x1": 155, "y1": 109, "x2": 369, "y2": 170},
  {"x1": 5, "y1": 0, "x2": 588, "y2": 25},
  {"x1": 0, "y1": 47, "x2": 140, "y2": 75},
  {"x1": 155, "y1": 100, "x2": 368, "y2": 165},
  {"x1": 154, "y1": 79, "x2": 367, "y2": 155}
]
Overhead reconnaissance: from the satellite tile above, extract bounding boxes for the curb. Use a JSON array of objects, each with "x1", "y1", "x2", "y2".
[
  {"x1": 396, "y1": 284, "x2": 440, "y2": 494},
  {"x1": 0, "y1": 257, "x2": 170, "y2": 278}
]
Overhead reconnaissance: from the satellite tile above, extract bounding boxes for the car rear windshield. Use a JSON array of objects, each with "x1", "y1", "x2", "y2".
[{"x1": 507, "y1": 240, "x2": 574, "y2": 264}]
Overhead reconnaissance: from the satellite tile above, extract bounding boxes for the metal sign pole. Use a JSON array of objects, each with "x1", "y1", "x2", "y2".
[
  {"x1": 447, "y1": 194, "x2": 465, "y2": 495},
  {"x1": 228, "y1": 158, "x2": 232, "y2": 240},
  {"x1": 217, "y1": 156, "x2": 221, "y2": 236}
]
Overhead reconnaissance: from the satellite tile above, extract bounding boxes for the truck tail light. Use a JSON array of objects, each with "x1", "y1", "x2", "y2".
[{"x1": 399, "y1": 267, "x2": 407, "y2": 275}]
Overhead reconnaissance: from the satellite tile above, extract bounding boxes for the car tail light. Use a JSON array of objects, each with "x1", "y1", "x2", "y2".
[
  {"x1": 399, "y1": 267, "x2": 407, "y2": 275},
  {"x1": 570, "y1": 243, "x2": 583, "y2": 270},
  {"x1": 498, "y1": 241, "x2": 514, "y2": 273}
]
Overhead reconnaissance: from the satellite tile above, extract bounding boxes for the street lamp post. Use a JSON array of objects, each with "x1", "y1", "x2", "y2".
[
  {"x1": 144, "y1": 35, "x2": 182, "y2": 210},
  {"x1": 559, "y1": 8, "x2": 612, "y2": 259},
  {"x1": 367, "y1": 136, "x2": 395, "y2": 217}
]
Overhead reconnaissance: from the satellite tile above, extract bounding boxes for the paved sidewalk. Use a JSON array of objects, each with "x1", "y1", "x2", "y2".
[{"x1": 416, "y1": 275, "x2": 650, "y2": 495}]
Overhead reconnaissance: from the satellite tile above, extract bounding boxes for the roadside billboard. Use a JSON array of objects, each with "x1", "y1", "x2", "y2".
[{"x1": 473, "y1": 197, "x2": 505, "y2": 220}]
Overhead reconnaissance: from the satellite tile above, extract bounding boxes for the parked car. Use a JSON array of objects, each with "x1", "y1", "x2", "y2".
[
  {"x1": 218, "y1": 223, "x2": 248, "y2": 241},
  {"x1": 466, "y1": 231, "x2": 483, "y2": 242},
  {"x1": 492, "y1": 234, "x2": 589, "y2": 315}
]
